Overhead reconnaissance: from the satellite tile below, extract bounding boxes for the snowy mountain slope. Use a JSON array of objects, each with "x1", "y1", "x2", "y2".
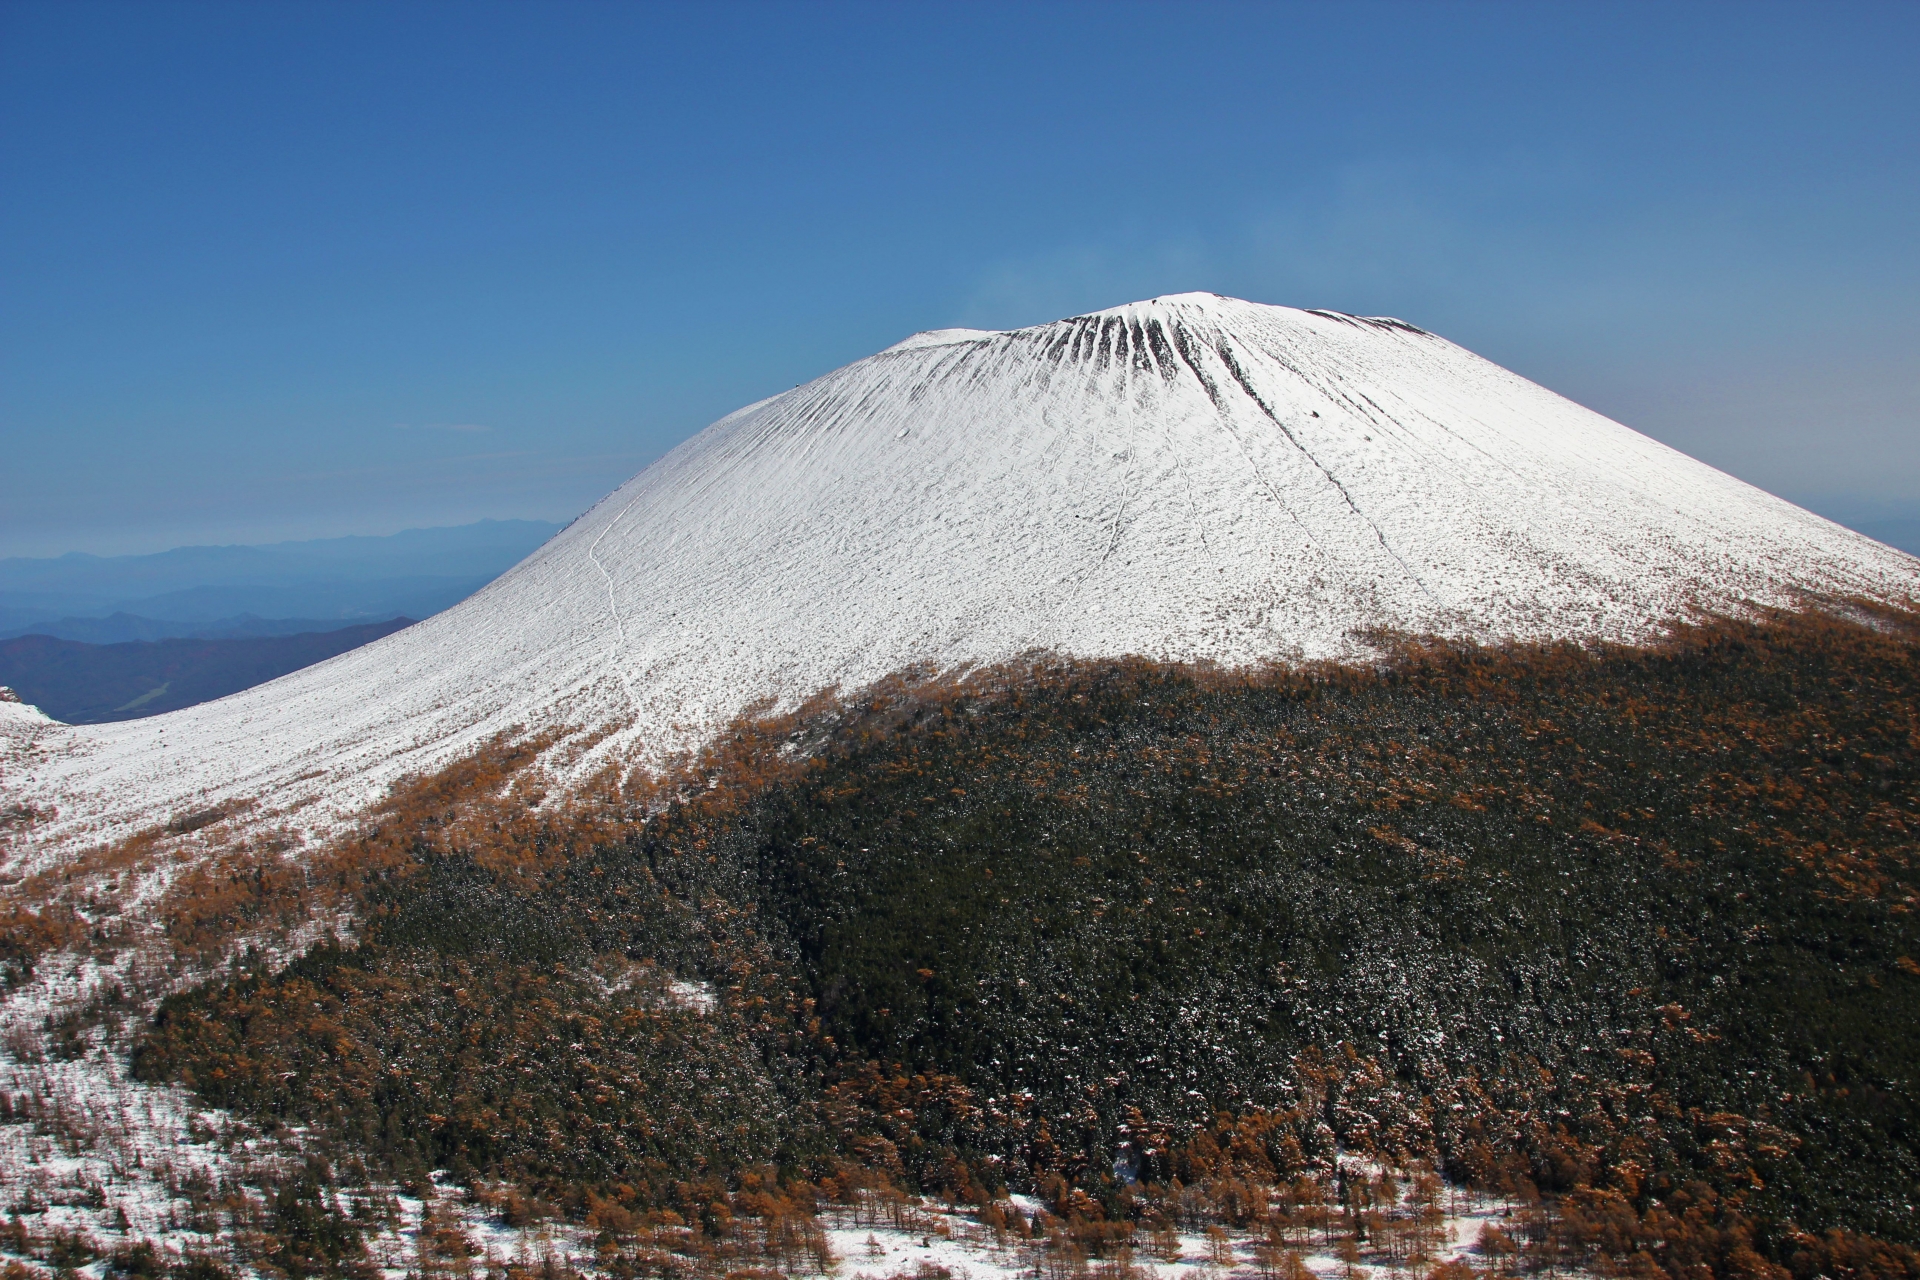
[{"x1": 5, "y1": 293, "x2": 1916, "y2": 860}]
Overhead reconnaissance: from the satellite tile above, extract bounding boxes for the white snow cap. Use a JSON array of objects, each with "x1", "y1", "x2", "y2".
[{"x1": 6, "y1": 293, "x2": 1915, "y2": 858}]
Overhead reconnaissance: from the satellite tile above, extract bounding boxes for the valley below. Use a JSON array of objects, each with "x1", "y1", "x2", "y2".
[{"x1": 0, "y1": 621, "x2": 416, "y2": 726}]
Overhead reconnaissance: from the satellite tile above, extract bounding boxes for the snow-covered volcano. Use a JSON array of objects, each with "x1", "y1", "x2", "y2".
[{"x1": 6, "y1": 294, "x2": 1916, "y2": 856}]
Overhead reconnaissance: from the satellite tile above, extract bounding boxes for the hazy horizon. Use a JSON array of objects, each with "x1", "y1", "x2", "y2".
[{"x1": 5, "y1": 1, "x2": 1916, "y2": 557}]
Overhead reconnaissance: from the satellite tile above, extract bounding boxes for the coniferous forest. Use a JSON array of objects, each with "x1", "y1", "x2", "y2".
[{"x1": 7, "y1": 606, "x2": 1919, "y2": 1280}]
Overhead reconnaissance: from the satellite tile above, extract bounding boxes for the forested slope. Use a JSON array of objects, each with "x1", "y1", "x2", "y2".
[{"x1": 122, "y1": 607, "x2": 1920, "y2": 1276}]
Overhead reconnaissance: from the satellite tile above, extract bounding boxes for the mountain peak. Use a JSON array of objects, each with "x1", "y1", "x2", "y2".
[
  {"x1": 881, "y1": 327, "x2": 1002, "y2": 353},
  {"x1": 6, "y1": 298, "x2": 1915, "y2": 858}
]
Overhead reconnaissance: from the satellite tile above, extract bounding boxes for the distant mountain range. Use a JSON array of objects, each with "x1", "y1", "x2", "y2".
[
  {"x1": 0, "y1": 519, "x2": 560, "y2": 725},
  {"x1": 0, "y1": 518, "x2": 560, "y2": 640},
  {"x1": 0, "y1": 612, "x2": 412, "y2": 646},
  {"x1": 0, "y1": 619, "x2": 416, "y2": 724}
]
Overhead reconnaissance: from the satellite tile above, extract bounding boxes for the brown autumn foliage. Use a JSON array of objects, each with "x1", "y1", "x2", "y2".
[{"x1": 14, "y1": 602, "x2": 1920, "y2": 1280}]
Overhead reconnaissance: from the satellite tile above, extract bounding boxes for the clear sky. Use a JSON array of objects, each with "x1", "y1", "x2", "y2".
[{"x1": 3, "y1": 0, "x2": 1916, "y2": 557}]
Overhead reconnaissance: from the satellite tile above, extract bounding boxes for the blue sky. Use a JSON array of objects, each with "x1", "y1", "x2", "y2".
[{"x1": 3, "y1": 0, "x2": 1916, "y2": 556}]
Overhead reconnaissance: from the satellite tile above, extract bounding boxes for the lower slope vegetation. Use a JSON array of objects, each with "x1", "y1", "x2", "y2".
[{"x1": 39, "y1": 608, "x2": 1920, "y2": 1278}]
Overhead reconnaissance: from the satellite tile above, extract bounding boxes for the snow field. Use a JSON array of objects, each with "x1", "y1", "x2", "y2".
[{"x1": 6, "y1": 294, "x2": 1915, "y2": 867}]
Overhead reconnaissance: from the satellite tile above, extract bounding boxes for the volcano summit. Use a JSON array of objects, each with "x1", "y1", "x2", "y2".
[{"x1": 4, "y1": 293, "x2": 1915, "y2": 856}]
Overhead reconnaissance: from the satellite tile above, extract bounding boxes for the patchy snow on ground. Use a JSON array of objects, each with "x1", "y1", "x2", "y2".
[
  {"x1": 0, "y1": 954, "x2": 302, "y2": 1259},
  {"x1": 817, "y1": 1172, "x2": 1527, "y2": 1280},
  {"x1": 0, "y1": 978, "x2": 1563, "y2": 1280}
]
